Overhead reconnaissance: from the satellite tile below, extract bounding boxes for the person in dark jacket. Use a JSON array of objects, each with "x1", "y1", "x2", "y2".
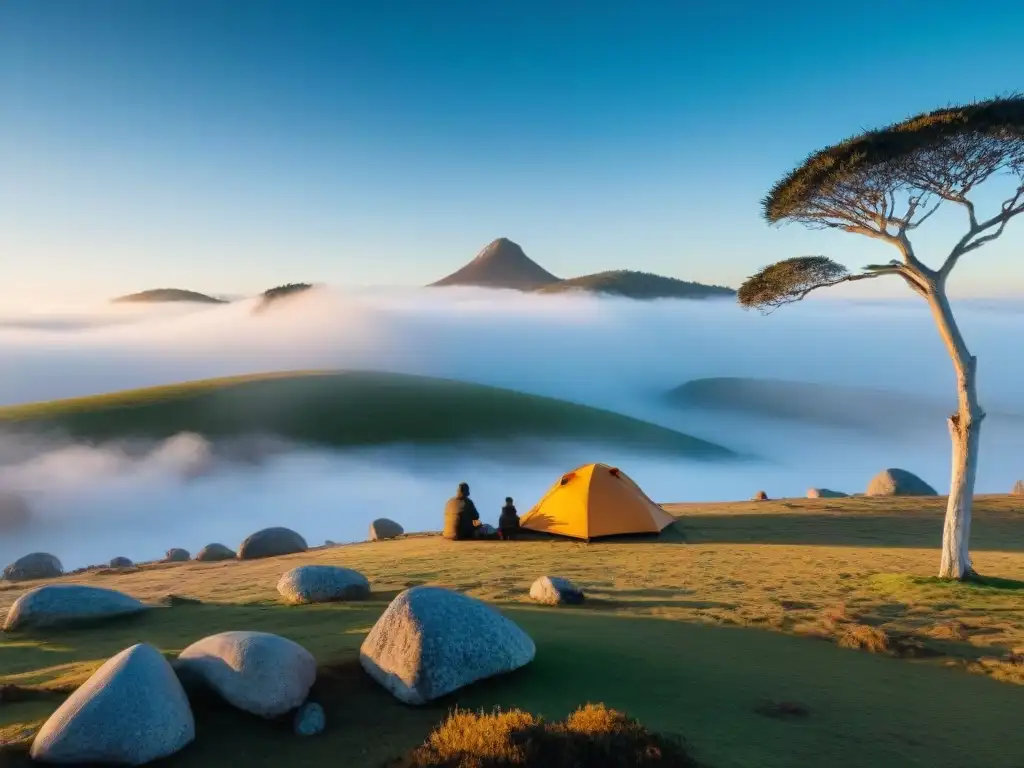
[
  {"x1": 443, "y1": 482, "x2": 480, "y2": 541},
  {"x1": 498, "y1": 497, "x2": 520, "y2": 540}
]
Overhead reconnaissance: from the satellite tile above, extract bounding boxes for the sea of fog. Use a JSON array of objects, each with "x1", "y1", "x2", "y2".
[{"x1": 1, "y1": 287, "x2": 1022, "y2": 569}]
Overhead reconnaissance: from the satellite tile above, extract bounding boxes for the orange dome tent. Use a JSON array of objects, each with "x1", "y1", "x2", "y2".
[{"x1": 519, "y1": 463, "x2": 676, "y2": 540}]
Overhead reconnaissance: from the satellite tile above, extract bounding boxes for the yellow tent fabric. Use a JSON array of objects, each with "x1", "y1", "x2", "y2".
[{"x1": 520, "y1": 463, "x2": 676, "y2": 540}]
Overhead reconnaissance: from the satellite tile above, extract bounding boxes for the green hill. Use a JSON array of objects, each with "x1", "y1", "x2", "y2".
[
  {"x1": 536, "y1": 271, "x2": 735, "y2": 299},
  {"x1": 0, "y1": 371, "x2": 736, "y2": 458},
  {"x1": 111, "y1": 289, "x2": 227, "y2": 304}
]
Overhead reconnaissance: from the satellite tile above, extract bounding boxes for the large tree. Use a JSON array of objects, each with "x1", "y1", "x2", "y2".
[{"x1": 738, "y1": 96, "x2": 1024, "y2": 580}]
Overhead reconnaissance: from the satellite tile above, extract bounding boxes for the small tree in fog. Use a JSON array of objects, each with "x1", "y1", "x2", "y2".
[{"x1": 738, "y1": 96, "x2": 1024, "y2": 580}]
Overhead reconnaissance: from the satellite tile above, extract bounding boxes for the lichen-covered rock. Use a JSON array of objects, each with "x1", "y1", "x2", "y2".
[
  {"x1": 195, "y1": 543, "x2": 235, "y2": 562},
  {"x1": 293, "y1": 702, "x2": 325, "y2": 736},
  {"x1": 163, "y1": 548, "x2": 190, "y2": 563},
  {"x1": 29, "y1": 643, "x2": 194, "y2": 765},
  {"x1": 175, "y1": 631, "x2": 316, "y2": 718},
  {"x1": 807, "y1": 488, "x2": 849, "y2": 499},
  {"x1": 360, "y1": 586, "x2": 535, "y2": 705},
  {"x1": 866, "y1": 468, "x2": 938, "y2": 497},
  {"x1": 238, "y1": 527, "x2": 307, "y2": 560},
  {"x1": 369, "y1": 518, "x2": 404, "y2": 541},
  {"x1": 277, "y1": 565, "x2": 370, "y2": 605},
  {"x1": 3, "y1": 552, "x2": 63, "y2": 582},
  {"x1": 529, "y1": 576, "x2": 585, "y2": 606},
  {"x1": 0, "y1": 492, "x2": 31, "y2": 532},
  {"x1": 3, "y1": 585, "x2": 150, "y2": 631},
  {"x1": 109, "y1": 556, "x2": 134, "y2": 568}
]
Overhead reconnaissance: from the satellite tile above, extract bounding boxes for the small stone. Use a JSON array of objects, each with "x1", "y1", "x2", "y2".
[
  {"x1": 529, "y1": 576, "x2": 585, "y2": 606},
  {"x1": 293, "y1": 702, "x2": 325, "y2": 736}
]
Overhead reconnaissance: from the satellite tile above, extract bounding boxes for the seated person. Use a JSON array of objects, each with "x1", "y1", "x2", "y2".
[
  {"x1": 443, "y1": 482, "x2": 480, "y2": 541},
  {"x1": 498, "y1": 497, "x2": 520, "y2": 540}
]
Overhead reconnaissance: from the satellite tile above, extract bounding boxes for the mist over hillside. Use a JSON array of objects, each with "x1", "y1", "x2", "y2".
[{"x1": 1, "y1": 286, "x2": 1021, "y2": 568}]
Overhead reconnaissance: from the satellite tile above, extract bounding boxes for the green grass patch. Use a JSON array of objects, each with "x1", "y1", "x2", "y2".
[{"x1": 0, "y1": 370, "x2": 735, "y2": 457}]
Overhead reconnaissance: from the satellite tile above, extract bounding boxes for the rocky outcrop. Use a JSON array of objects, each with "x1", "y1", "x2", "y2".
[
  {"x1": 109, "y1": 556, "x2": 134, "y2": 568},
  {"x1": 195, "y1": 543, "x2": 236, "y2": 562},
  {"x1": 277, "y1": 565, "x2": 370, "y2": 605},
  {"x1": 29, "y1": 643, "x2": 194, "y2": 764},
  {"x1": 237, "y1": 527, "x2": 307, "y2": 560},
  {"x1": 163, "y1": 548, "x2": 190, "y2": 563},
  {"x1": 3, "y1": 552, "x2": 63, "y2": 582},
  {"x1": 807, "y1": 488, "x2": 849, "y2": 499},
  {"x1": 866, "y1": 468, "x2": 938, "y2": 497},
  {"x1": 369, "y1": 518, "x2": 404, "y2": 541},
  {"x1": 360, "y1": 586, "x2": 535, "y2": 705},
  {"x1": 175, "y1": 631, "x2": 317, "y2": 718},
  {"x1": 3, "y1": 585, "x2": 150, "y2": 631}
]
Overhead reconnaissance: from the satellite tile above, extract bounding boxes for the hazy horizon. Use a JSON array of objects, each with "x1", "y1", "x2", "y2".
[{"x1": 1, "y1": 288, "x2": 1021, "y2": 570}]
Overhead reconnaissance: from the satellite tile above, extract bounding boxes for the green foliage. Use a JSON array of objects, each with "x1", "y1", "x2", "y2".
[
  {"x1": 763, "y1": 95, "x2": 1024, "y2": 224},
  {"x1": 537, "y1": 271, "x2": 734, "y2": 300},
  {"x1": 737, "y1": 256, "x2": 849, "y2": 310}
]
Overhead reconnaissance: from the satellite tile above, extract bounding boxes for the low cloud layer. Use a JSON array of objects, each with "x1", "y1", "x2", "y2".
[{"x1": 1, "y1": 288, "x2": 1021, "y2": 568}]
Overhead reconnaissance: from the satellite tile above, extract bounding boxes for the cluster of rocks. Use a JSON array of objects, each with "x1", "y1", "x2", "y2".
[
  {"x1": 3, "y1": 519, "x2": 409, "y2": 585},
  {"x1": 753, "y1": 467, "x2": 952, "y2": 502},
  {"x1": 29, "y1": 631, "x2": 323, "y2": 764}
]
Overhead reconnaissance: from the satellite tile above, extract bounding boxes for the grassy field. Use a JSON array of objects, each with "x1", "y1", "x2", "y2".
[
  {"x1": 3, "y1": 495, "x2": 1024, "y2": 766},
  {"x1": 0, "y1": 370, "x2": 735, "y2": 458}
]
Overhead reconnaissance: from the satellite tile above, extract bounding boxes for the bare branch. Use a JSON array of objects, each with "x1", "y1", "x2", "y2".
[{"x1": 940, "y1": 181, "x2": 1024, "y2": 277}]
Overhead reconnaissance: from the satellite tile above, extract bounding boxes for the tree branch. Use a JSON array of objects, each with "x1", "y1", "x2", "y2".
[{"x1": 940, "y1": 182, "x2": 1024, "y2": 278}]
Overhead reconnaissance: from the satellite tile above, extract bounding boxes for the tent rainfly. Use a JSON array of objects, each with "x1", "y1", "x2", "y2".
[{"x1": 519, "y1": 463, "x2": 676, "y2": 540}]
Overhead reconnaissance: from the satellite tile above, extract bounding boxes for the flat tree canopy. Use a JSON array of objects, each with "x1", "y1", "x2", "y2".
[{"x1": 744, "y1": 96, "x2": 1024, "y2": 310}]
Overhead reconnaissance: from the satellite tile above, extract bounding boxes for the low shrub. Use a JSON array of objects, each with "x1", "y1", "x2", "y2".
[{"x1": 388, "y1": 703, "x2": 699, "y2": 767}]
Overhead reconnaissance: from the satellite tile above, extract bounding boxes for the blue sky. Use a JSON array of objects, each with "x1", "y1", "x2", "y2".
[{"x1": 3, "y1": 0, "x2": 1024, "y2": 301}]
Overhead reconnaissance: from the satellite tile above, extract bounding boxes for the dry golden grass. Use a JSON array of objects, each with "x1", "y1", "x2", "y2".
[
  {"x1": 390, "y1": 704, "x2": 698, "y2": 768},
  {"x1": 3, "y1": 494, "x2": 1024, "y2": 767}
]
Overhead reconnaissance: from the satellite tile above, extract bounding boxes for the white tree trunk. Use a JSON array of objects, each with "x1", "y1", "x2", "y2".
[{"x1": 927, "y1": 287, "x2": 984, "y2": 580}]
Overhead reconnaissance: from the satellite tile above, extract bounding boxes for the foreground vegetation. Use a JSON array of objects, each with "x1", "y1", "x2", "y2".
[
  {"x1": 3, "y1": 496, "x2": 1024, "y2": 766},
  {"x1": 0, "y1": 371, "x2": 734, "y2": 458}
]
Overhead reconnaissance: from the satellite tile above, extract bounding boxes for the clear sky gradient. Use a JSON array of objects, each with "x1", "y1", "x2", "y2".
[{"x1": 3, "y1": 1, "x2": 1023, "y2": 301}]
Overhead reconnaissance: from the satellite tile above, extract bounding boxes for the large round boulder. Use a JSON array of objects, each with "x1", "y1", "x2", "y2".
[
  {"x1": 163, "y1": 548, "x2": 190, "y2": 563},
  {"x1": 237, "y1": 527, "x2": 307, "y2": 560},
  {"x1": 195, "y1": 543, "x2": 236, "y2": 562},
  {"x1": 109, "y1": 556, "x2": 134, "y2": 568},
  {"x1": 29, "y1": 643, "x2": 194, "y2": 765},
  {"x1": 360, "y1": 586, "x2": 535, "y2": 705},
  {"x1": 4, "y1": 585, "x2": 150, "y2": 632},
  {"x1": 369, "y1": 518, "x2": 404, "y2": 541},
  {"x1": 866, "y1": 468, "x2": 938, "y2": 497},
  {"x1": 1013, "y1": 480, "x2": 1024, "y2": 496},
  {"x1": 277, "y1": 565, "x2": 370, "y2": 605},
  {"x1": 175, "y1": 631, "x2": 317, "y2": 718},
  {"x1": 3, "y1": 552, "x2": 63, "y2": 582},
  {"x1": 0, "y1": 492, "x2": 31, "y2": 532},
  {"x1": 807, "y1": 488, "x2": 849, "y2": 499},
  {"x1": 529, "y1": 576, "x2": 585, "y2": 606}
]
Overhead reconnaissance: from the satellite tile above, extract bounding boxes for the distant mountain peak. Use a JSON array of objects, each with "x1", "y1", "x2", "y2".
[{"x1": 430, "y1": 238, "x2": 561, "y2": 290}]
